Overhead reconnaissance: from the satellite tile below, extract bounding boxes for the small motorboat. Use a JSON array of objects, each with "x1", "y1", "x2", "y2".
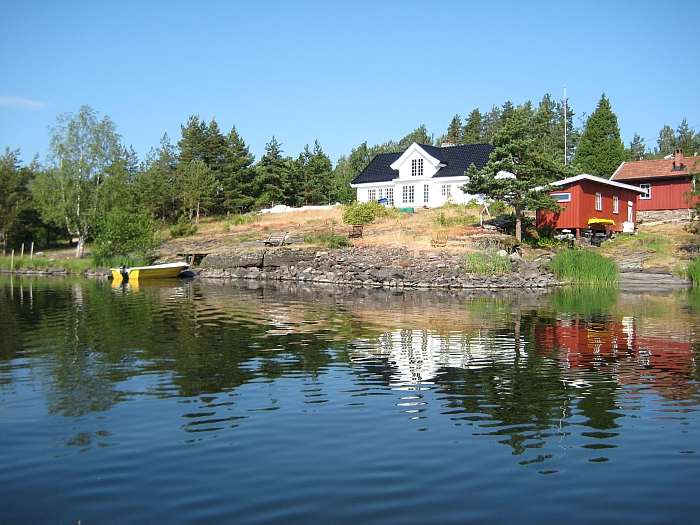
[{"x1": 111, "y1": 262, "x2": 189, "y2": 283}]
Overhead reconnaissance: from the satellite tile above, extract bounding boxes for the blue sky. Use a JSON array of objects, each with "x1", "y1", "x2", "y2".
[{"x1": 1, "y1": 0, "x2": 698, "y2": 165}]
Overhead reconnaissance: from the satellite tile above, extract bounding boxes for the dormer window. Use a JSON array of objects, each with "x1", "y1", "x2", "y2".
[{"x1": 411, "y1": 158, "x2": 423, "y2": 177}]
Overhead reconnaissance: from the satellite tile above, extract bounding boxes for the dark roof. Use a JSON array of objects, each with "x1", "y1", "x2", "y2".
[{"x1": 351, "y1": 143, "x2": 494, "y2": 185}]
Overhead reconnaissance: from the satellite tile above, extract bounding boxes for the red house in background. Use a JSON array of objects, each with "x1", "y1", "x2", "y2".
[
  {"x1": 611, "y1": 149, "x2": 699, "y2": 216},
  {"x1": 536, "y1": 174, "x2": 646, "y2": 237}
]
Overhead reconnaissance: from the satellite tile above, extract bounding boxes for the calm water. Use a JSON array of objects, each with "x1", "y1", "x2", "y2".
[{"x1": 1, "y1": 277, "x2": 700, "y2": 524}]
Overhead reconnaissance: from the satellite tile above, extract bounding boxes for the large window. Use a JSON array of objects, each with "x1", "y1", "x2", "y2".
[
  {"x1": 411, "y1": 158, "x2": 423, "y2": 177},
  {"x1": 402, "y1": 185, "x2": 415, "y2": 204},
  {"x1": 613, "y1": 195, "x2": 619, "y2": 214},
  {"x1": 595, "y1": 192, "x2": 603, "y2": 211},
  {"x1": 423, "y1": 184, "x2": 429, "y2": 203},
  {"x1": 378, "y1": 188, "x2": 384, "y2": 200},
  {"x1": 368, "y1": 189, "x2": 376, "y2": 201},
  {"x1": 551, "y1": 192, "x2": 571, "y2": 203},
  {"x1": 441, "y1": 184, "x2": 451, "y2": 197},
  {"x1": 640, "y1": 183, "x2": 651, "y2": 200},
  {"x1": 386, "y1": 187, "x2": 394, "y2": 206}
]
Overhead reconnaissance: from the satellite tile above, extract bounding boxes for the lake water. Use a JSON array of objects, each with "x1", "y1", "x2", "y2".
[{"x1": 1, "y1": 277, "x2": 700, "y2": 524}]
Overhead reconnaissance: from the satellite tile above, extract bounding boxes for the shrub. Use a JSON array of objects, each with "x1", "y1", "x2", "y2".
[
  {"x1": 226, "y1": 213, "x2": 260, "y2": 228},
  {"x1": 304, "y1": 230, "x2": 350, "y2": 249},
  {"x1": 688, "y1": 257, "x2": 700, "y2": 288},
  {"x1": 549, "y1": 249, "x2": 618, "y2": 286},
  {"x1": 92, "y1": 209, "x2": 157, "y2": 265},
  {"x1": 342, "y1": 201, "x2": 397, "y2": 226},
  {"x1": 464, "y1": 252, "x2": 512, "y2": 275},
  {"x1": 169, "y1": 215, "x2": 198, "y2": 238}
]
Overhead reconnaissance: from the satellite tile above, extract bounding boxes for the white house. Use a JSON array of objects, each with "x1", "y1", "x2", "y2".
[{"x1": 350, "y1": 142, "x2": 494, "y2": 208}]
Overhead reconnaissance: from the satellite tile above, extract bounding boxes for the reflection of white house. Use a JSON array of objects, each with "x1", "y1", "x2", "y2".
[
  {"x1": 351, "y1": 329, "x2": 525, "y2": 385},
  {"x1": 350, "y1": 142, "x2": 494, "y2": 208}
]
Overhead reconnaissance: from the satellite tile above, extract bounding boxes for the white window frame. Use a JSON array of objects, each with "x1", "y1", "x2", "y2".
[
  {"x1": 386, "y1": 187, "x2": 394, "y2": 206},
  {"x1": 423, "y1": 184, "x2": 429, "y2": 203},
  {"x1": 411, "y1": 158, "x2": 423, "y2": 177},
  {"x1": 441, "y1": 184, "x2": 451, "y2": 197},
  {"x1": 551, "y1": 192, "x2": 571, "y2": 203},
  {"x1": 595, "y1": 192, "x2": 603, "y2": 211},
  {"x1": 368, "y1": 189, "x2": 376, "y2": 201},
  {"x1": 640, "y1": 183, "x2": 651, "y2": 200},
  {"x1": 378, "y1": 188, "x2": 384, "y2": 200},
  {"x1": 402, "y1": 185, "x2": 415, "y2": 204},
  {"x1": 613, "y1": 195, "x2": 619, "y2": 214}
]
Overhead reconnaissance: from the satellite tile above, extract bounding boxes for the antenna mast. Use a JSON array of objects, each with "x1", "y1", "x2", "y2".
[{"x1": 563, "y1": 87, "x2": 568, "y2": 165}]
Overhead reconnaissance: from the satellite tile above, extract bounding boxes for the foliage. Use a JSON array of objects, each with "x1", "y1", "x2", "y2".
[
  {"x1": 92, "y1": 208, "x2": 157, "y2": 264},
  {"x1": 463, "y1": 252, "x2": 512, "y2": 275},
  {"x1": 573, "y1": 94, "x2": 625, "y2": 176},
  {"x1": 253, "y1": 136, "x2": 288, "y2": 207},
  {"x1": 688, "y1": 257, "x2": 700, "y2": 288},
  {"x1": 549, "y1": 249, "x2": 618, "y2": 286},
  {"x1": 444, "y1": 114, "x2": 462, "y2": 144},
  {"x1": 549, "y1": 286, "x2": 618, "y2": 316},
  {"x1": 342, "y1": 201, "x2": 391, "y2": 225},
  {"x1": 169, "y1": 215, "x2": 197, "y2": 238},
  {"x1": 304, "y1": 230, "x2": 350, "y2": 249},
  {"x1": 463, "y1": 104, "x2": 568, "y2": 241},
  {"x1": 177, "y1": 159, "x2": 217, "y2": 223},
  {"x1": 226, "y1": 213, "x2": 260, "y2": 227},
  {"x1": 432, "y1": 205, "x2": 478, "y2": 227},
  {"x1": 602, "y1": 231, "x2": 670, "y2": 254},
  {"x1": 627, "y1": 133, "x2": 646, "y2": 160}
]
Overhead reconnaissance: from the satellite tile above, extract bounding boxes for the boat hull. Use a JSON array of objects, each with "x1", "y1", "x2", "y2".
[{"x1": 111, "y1": 262, "x2": 189, "y2": 283}]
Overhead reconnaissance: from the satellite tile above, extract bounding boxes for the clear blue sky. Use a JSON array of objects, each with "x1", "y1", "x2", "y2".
[{"x1": 1, "y1": 0, "x2": 698, "y2": 165}]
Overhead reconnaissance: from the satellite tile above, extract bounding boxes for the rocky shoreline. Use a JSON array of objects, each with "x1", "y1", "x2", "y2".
[{"x1": 199, "y1": 247, "x2": 560, "y2": 289}]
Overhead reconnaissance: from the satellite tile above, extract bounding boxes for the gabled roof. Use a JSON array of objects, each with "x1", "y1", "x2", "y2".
[
  {"x1": 611, "y1": 156, "x2": 700, "y2": 181},
  {"x1": 551, "y1": 173, "x2": 647, "y2": 193},
  {"x1": 351, "y1": 143, "x2": 494, "y2": 185}
]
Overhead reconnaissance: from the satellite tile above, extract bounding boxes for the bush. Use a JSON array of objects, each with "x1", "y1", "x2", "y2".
[
  {"x1": 304, "y1": 230, "x2": 350, "y2": 249},
  {"x1": 92, "y1": 209, "x2": 157, "y2": 265},
  {"x1": 226, "y1": 213, "x2": 260, "y2": 228},
  {"x1": 342, "y1": 201, "x2": 391, "y2": 225},
  {"x1": 549, "y1": 249, "x2": 618, "y2": 286},
  {"x1": 464, "y1": 252, "x2": 512, "y2": 275},
  {"x1": 169, "y1": 215, "x2": 198, "y2": 238},
  {"x1": 688, "y1": 257, "x2": 700, "y2": 288}
]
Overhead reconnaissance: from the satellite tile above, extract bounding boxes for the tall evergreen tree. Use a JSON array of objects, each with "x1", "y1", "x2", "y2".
[
  {"x1": 462, "y1": 109, "x2": 483, "y2": 144},
  {"x1": 178, "y1": 159, "x2": 217, "y2": 223},
  {"x1": 627, "y1": 133, "x2": 646, "y2": 161},
  {"x1": 656, "y1": 125, "x2": 676, "y2": 156},
  {"x1": 444, "y1": 114, "x2": 462, "y2": 144},
  {"x1": 481, "y1": 105, "x2": 503, "y2": 143},
  {"x1": 573, "y1": 94, "x2": 625, "y2": 176},
  {"x1": 220, "y1": 126, "x2": 255, "y2": 212},
  {"x1": 178, "y1": 116, "x2": 209, "y2": 165},
  {"x1": 677, "y1": 118, "x2": 695, "y2": 155},
  {"x1": 137, "y1": 133, "x2": 179, "y2": 221},
  {"x1": 254, "y1": 136, "x2": 288, "y2": 207}
]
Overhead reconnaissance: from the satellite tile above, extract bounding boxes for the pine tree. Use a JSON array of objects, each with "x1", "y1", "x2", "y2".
[
  {"x1": 220, "y1": 126, "x2": 255, "y2": 212},
  {"x1": 627, "y1": 134, "x2": 646, "y2": 161},
  {"x1": 178, "y1": 159, "x2": 217, "y2": 223},
  {"x1": 677, "y1": 118, "x2": 695, "y2": 155},
  {"x1": 254, "y1": 136, "x2": 288, "y2": 207},
  {"x1": 481, "y1": 105, "x2": 503, "y2": 143},
  {"x1": 444, "y1": 114, "x2": 462, "y2": 144},
  {"x1": 178, "y1": 116, "x2": 209, "y2": 165},
  {"x1": 462, "y1": 109, "x2": 482, "y2": 144},
  {"x1": 656, "y1": 125, "x2": 676, "y2": 156},
  {"x1": 573, "y1": 94, "x2": 625, "y2": 176}
]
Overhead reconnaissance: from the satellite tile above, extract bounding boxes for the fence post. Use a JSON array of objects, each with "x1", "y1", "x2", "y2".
[
  {"x1": 10, "y1": 249, "x2": 14, "y2": 273},
  {"x1": 30, "y1": 241, "x2": 34, "y2": 260},
  {"x1": 20, "y1": 243, "x2": 24, "y2": 259}
]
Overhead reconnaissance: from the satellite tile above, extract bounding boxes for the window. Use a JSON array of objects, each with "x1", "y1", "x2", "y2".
[
  {"x1": 411, "y1": 158, "x2": 424, "y2": 177},
  {"x1": 441, "y1": 184, "x2": 451, "y2": 197},
  {"x1": 402, "y1": 185, "x2": 415, "y2": 204},
  {"x1": 423, "y1": 184, "x2": 429, "y2": 203},
  {"x1": 386, "y1": 187, "x2": 394, "y2": 206},
  {"x1": 595, "y1": 192, "x2": 603, "y2": 211},
  {"x1": 640, "y1": 183, "x2": 651, "y2": 200},
  {"x1": 551, "y1": 192, "x2": 571, "y2": 203},
  {"x1": 613, "y1": 195, "x2": 619, "y2": 214},
  {"x1": 378, "y1": 188, "x2": 384, "y2": 200},
  {"x1": 368, "y1": 189, "x2": 376, "y2": 201}
]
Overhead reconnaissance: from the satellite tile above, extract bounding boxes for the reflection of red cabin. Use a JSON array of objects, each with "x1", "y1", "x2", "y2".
[
  {"x1": 536, "y1": 174, "x2": 646, "y2": 235},
  {"x1": 611, "y1": 149, "x2": 700, "y2": 211}
]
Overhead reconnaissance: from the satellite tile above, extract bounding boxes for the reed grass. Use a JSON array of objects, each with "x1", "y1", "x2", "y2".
[
  {"x1": 464, "y1": 252, "x2": 512, "y2": 275},
  {"x1": 0, "y1": 255, "x2": 148, "y2": 273},
  {"x1": 688, "y1": 257, "x2": 700, "y2": 288},
  {"x1": 549, "y1": 249, "x2": 618, "y2": 286}
]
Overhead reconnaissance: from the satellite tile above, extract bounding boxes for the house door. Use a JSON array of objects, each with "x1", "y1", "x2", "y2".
[{"x1": 627, "y1": 201, "x2": 633, "y2": 223}]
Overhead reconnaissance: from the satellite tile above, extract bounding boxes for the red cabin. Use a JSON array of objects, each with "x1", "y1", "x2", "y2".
[
  {"x1": 536, "y1": 174, "x2": 646, "y2": 236},
  {"x1": 611, "y1": 149, "x2": 699, "y2": 213}
]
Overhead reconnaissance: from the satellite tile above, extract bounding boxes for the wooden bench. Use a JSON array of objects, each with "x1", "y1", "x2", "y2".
[
  {"x1": 264, "y1": 232, "x2": 288, "y2": 246},
  {"x1": 348, "y1": 225, "x2": 363, "y2": 239}
]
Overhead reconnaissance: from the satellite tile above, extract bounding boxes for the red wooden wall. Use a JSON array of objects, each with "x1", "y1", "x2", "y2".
[{"x1": 633, "y1": 177, "x2": 697, "y2": 211}]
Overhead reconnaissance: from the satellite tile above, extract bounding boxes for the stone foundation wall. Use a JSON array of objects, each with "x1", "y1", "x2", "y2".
[
  {"x1": 638, "y1": 209, "x2": 695, "y2": 223},
  {"x1": 200, "y1": 247, "x2": 559, "y2": 290}
]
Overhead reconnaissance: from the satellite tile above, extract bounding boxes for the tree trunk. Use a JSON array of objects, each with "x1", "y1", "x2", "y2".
[
  {"x1": 514, "y1": 206, "x2": 523, "y2": 242},
  {"x1": 195, "y1": 201, "x2": 200, "y2": 224},
  {"x1": 75, "y1": 236, "x2": 86, "y2": 258}
]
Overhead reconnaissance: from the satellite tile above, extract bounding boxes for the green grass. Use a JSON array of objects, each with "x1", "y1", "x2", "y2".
[
  {"x1": 549, "y1": 287, "x2": 618, "y2": 315},
  {"x1": 0, "y1": 254, "x2": 149, "y2": 273},
  {"x1": 303, "y1": 231, "x2": 350, "y2": 249},
  {"x1": 603, "y1": 231, "x2": 671, "y2": 253},
  {"x1": 464, "y1": 252, "x2": 512, "y2": 275},
  {"x1": 226, "y1": 213, "x2": 260, "y2": 228},
  {"x1": 688, "y1": 257, "x2": 700, "y2": 288},
  {"x1": 549, "y1": 249, "x2": 618, "y2": 286}
]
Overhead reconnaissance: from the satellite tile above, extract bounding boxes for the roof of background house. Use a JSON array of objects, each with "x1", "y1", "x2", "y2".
[
  {"x1": 351, "y1": 143, "x2": 494, "y2": 185},
  {"x1": 611, "y1": 155, "x2": 700, "y2": 181},
  {"x1": 550, "y1": 173, "x2": 647, "y2": 193}
]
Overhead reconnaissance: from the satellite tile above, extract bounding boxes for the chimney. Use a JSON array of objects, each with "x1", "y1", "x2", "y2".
[
  {"x1": 441, "y1": 141, "x2": 455, "y2": 148},
  {"x1": 673, "y1": 148, "x2": 684, "y2": 170}
]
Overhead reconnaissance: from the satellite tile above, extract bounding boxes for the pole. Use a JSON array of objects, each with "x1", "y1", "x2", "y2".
[
  {"x1": 10, "y1": 249, "x2": 14, "y2": 273},
  {"x1": 563, "y1": 87, "x2": 568, "y2": 166},
  {"x1": 30, "y1": 241, "x2": 34, "y2": 260},
  {"x1": 20, "y1": 242, "x2": 24, "y2": 259}
]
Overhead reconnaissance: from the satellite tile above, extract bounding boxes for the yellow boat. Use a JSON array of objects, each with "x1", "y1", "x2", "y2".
[{"x1": 111, "y1": 262, "x2": 189, "y2": 283}]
